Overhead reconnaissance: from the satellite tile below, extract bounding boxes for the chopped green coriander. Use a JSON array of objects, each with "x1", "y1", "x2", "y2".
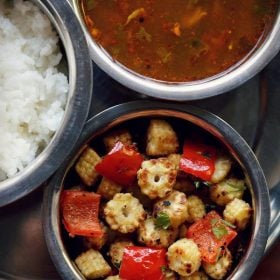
[
  {"x1": 136, "y1": 27, "x2": 152, "y2": 42},
  {"x1": 221, "y1": 219, "x2": 236, "y2": 229},
  {"x1": 212, "y1": 224, "x2": 228, "y2": 240},
  {"x1": 211, "y1": 217, "x2": 235, "y2": 239},
  {"x1": 194, "y1": 180, "x2": 202, "y2": 189},
  {"x1": 155, "y1": 212, "x2": 171, "y2": 229},
  {"x1": 156, "y1": 47, "x2": 171, "y2": 63},
  {"x1": 194, "y1": 180, "x2": 211, "y2": 189},
  {"x1": 113, "y1": 261, "x2": 121, "y2": 269},
  {"x1": 210, "y1": 218, "x2": 218, "y2": 226},
  {"x1": 227, "y1": 182, "x2": 246, "y2": 192},
  {"x1": 87, "y1": 0, "x2": 96, "y2": 10}
]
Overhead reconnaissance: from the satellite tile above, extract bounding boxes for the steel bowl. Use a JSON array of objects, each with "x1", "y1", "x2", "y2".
[
  {"x1": 0, "y1": 0, "x2": 92, "y2": 206},
  {"x1": 69, "y1": 0, "x2": 280, "y2": 101},
  {"x1": 43, "y1": 101, "x2": 270, "y2": 280}
]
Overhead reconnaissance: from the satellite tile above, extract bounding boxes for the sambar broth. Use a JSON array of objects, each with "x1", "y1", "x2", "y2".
[{"x1": 81, "y1": 0, "x2": 277, "y2": 82}]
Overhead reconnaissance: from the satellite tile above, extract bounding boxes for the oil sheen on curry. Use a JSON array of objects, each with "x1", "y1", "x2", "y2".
[{"x1": 81, "y1": 0, "x2": 276, "y2": 82}]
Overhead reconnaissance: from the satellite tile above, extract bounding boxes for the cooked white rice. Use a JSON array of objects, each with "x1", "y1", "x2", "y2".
[{"x1": 0, "y1": 0, "x2": 68, "y2": 179}]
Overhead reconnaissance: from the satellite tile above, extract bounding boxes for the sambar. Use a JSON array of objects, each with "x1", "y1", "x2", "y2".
[{"x1": 80, "y1": 0, "x2": 277, "y2": 82}]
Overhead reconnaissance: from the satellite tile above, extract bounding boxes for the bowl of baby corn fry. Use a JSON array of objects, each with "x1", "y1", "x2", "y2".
[{"x1": 43, "y1": 101, "x2": 270, "y2": 280}]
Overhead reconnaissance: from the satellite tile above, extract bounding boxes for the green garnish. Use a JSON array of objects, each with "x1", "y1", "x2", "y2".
[
  {"x1": 160, "y1": 265, "x2": 168, "y2": 272},
  {"x1": 215, "y1": 247, "x2": 223, "y2": 262},
  {"x1": 212, "y1": 224, "x2": 228, "y2": 240},
  {"x1": 194, "y1": 180, "x2": 202, "y2": 189},
  {"x1": 156, "y1": 47, "x2": 171, "y2": 63},
  {"x1": 136, "y1": 27, "x2": 152, "y2": 42},
  {"x1": 113, "y1": 262, "x2": 121, "y2": 269},
  {"x1": 210, "y1": 218, "x2": 218, "y2": 226},
  {"x1": 194, "y1": 180, "x2": 211, "y2": 189},
  {"x1": 211, "y1": 218, "x2": 234, "y2": 239},
  {"x1": 87, "y1": 0, "x2": 96, "y2": 10},
  {"x1": 155, "y1": 212, "x2": 171, "y2": 229},
  {"x1": 111, "y1": 47, "x2": 120, "y2": 58},
  {"x1": 221, "y1": 219, "x2": 236, "y2": 229},
  {"x1": 227, "y1": 182, "x2": 246, "y2": 192}
]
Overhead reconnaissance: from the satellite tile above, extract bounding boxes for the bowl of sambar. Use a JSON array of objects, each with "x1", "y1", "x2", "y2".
[{"x1": 71, "y1": 0, "x2": 280, "y2": 100}]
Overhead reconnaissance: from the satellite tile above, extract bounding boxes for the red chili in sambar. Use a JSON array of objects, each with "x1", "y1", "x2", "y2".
[{"x1": 80, "y1": 0, "x2": 277, "y2": 82}]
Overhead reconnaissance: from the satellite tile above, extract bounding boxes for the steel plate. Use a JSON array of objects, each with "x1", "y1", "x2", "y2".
[{"x1": 0, "y1": 51, "x2": 280, "y2": 279}]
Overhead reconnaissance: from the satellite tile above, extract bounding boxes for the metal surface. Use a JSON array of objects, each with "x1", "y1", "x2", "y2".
[
  {"x1": 0, "y1": 0, "x2": 92, "y2": 207},
  {"x1": 69, "y1": 0, "x2": 280, "y2": 101},
  {"x1": 0, "y1": 48, "x2": 280, "y2": 280}
]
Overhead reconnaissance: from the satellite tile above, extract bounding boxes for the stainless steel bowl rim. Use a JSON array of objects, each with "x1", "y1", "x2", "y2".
[
  {"x1": 43, "y1": 101, "x2": 270, "y2": 280},
  {"x1": 0, "y1": 0, "x2": 92, "y2": 207},
  {"x1": 71, "y1": 0, "x2": 280, "y2": 101}
]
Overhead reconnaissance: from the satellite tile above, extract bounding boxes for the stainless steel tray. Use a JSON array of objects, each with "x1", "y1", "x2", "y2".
[{"x1": 1, "y1": 52, "x2": 280, "y2": 279}]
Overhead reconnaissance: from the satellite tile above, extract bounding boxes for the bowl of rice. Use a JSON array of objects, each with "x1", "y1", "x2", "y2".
[{"x1": 0, "y1": 0, "x2": 92, "y2": 206}]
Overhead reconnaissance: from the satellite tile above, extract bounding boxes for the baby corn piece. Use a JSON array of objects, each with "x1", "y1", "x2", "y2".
[
  {"x1": 75, "y1": 249, "x2": 111, "y2": 279},
  {"x1": 75, "y1": 146, "x2": 101, "y2": 186},
  {"x1": 97, "y1": 177, "x2": 122, "y2": 200}
]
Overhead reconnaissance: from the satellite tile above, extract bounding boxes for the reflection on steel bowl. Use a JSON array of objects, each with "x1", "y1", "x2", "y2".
[
  {"x1": 70, "y1": 0, "x2": 280, "y2": 100},
  {"x1": 43, "y1": 101, "x2": 270, "y2": 280},
  {"x1": 0, "y1": 0, "x2": 92, "y2": 207}
]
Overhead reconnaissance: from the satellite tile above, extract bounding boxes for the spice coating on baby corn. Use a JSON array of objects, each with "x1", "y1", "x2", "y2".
[
  {"x1": 103, "y1": 129, "x2": 133, "y2": 152},
  {"x1": 146, "y1": 119, "x2": 179, "y2": 156},
  {"x1": 153, "y1": 191, "x2": 188, "y2": 228},
  {"x1": 75, "y1": 249, "x2": 111, "y2": 279},
  {"x1": 138, "y1": 217, "x2": 178, "y2": 248},
  {"x1": 210, "y1": 178, "x2": 246, "y2": 206},
  {"x1": 97, "y1": 177, "x2": 122, "y2": 200},
  {"x1": 203, "y1": 249, "x2": 232, "y2": 280},
  {"x1": 104, "y1": 193, "x2": 146, "y2": 233},
  {"x1": 185, "y1": 195, "x2": 206, "y2": 223},
  {"x1": 167, "y1": 238, "x2": 201, "y2": 276},
  {"x1": 223, "y1": 198, "x2": 252, "y2": 230},
  {"x1": 108, "y1": 240, "x2": 134, "y2": 268},
  {"x1": 137, "y1": 158, "x2": 177, "y2": 199}
]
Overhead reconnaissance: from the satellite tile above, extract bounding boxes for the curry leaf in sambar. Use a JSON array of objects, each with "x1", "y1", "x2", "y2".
[
  {"x1": 87, "y1": 0, "x2": 96, "y2": 10},
  {"x1": 136, "y1": 27, "x2": 152, "y2": 42},
  {"x1": 156, "y1": 47, "x2": 171, "y2": 63}
]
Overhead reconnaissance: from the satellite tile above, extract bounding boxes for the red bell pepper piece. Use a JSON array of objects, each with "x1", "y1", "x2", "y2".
[
  {"x1": 119, "y1": 246, "x2": 167, "y2": 280},
  {"x1": 187, "y1": 211, "x2": 237, "y2": 264},
  {"x1": 179, "y1": 139, "x2": 216, "y2": 181},
  {"x1": 60, "y1": 190, "x2": 103, "y2": 238},
  {"x1": 95, "y1": 141, "x2": 144, "y2": 186}
]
